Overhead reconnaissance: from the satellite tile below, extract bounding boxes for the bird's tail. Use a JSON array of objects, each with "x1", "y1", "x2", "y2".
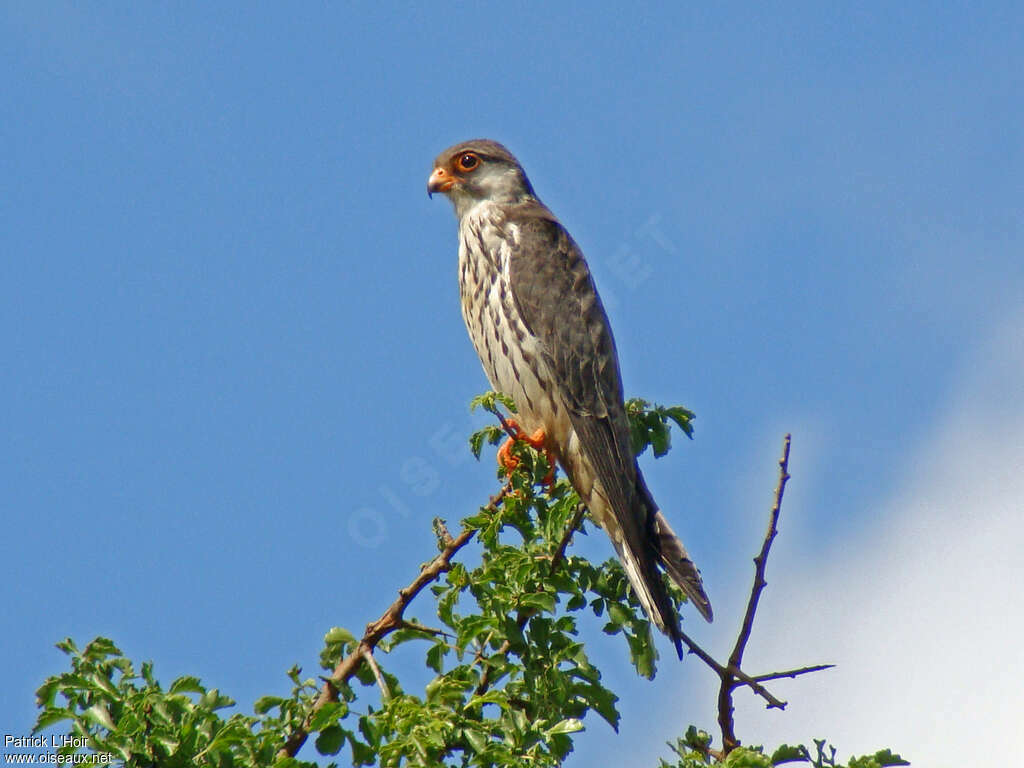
[
  {"x1": 607, "y1": 525, "x2": 687, "y2": 659},
  {"x1": 635, "y1": 472, "x2": 714, "y2": 624},
  {"x1": 650, "y1": 510, "x2": 713, "y2": 623},
  {"x1": 604, "y1": 486, "x2": 713, "y2": 659}
]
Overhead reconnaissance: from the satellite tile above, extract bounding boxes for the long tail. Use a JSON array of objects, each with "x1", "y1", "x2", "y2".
[
  {"x1": 650, "y1": 510, "x2": 713, "y2": 622},
  {"x1": 637, "y1": 471, "x2": 714, "y2": 623},
  {"x1": 602, "y1": 476, "x2": 712, "y2": 660},
  {"x1": 607, "y1": 521, "x2": 687, "y2": 658}
]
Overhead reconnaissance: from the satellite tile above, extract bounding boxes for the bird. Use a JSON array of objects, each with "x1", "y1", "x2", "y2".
[{"x1": 428, "y1": 139, "x2": 712, "y2": 656}]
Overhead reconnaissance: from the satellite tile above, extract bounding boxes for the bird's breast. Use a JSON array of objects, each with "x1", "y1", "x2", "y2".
[{"x1": 456, "y1": 209, "x2": 571, "y2": 451}]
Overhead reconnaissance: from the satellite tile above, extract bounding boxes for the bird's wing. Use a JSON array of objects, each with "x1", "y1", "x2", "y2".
[
  {"x1": 504, "y1": 205, "x2": 639, "y2": 528},
  {"x1": 505, "y1": 204, "x2": 699, "y2": 645}
]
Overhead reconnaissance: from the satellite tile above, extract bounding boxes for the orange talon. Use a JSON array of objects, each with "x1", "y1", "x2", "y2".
[
  {"x1": 496, "y1": 419, "x2": 557, "y2": 489},
  {"x1": 497, "y1": 436, "x2": 520, "y2": 472}
]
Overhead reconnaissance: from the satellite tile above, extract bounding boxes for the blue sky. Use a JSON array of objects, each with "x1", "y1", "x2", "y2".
[{"x1": 3, "y1": 3, "x2": 1022, "y2": 765}]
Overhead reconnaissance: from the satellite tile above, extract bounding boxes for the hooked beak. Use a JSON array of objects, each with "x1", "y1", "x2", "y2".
[{"x1": 427, "y1": 167, "x2": 455, "y2": 198}]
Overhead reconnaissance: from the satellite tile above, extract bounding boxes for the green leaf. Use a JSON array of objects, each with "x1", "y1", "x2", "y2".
[
  {"x1": 546, "y1": 718, "x2": 584, "y2": 736},
  {"x1": 770, "y1": 743, "x2": 807, "y2": 764},
  {"x1": 308, "y1": 701, "x2": 347, "y2": 731},
  {"x1": 650, "y1": 421, "x2": 671, "y2": 457},
  {"x1": 349, "y1": 737, "x2": 376, "y2": 766},
  {"x1": 574, "y1": 682, "x2": 619, "y2": 730},
  {"x1": 55, "y1": 638, "x2": 80, "y2": 656},
  {"x1": 464, "y1": 727, "x2": 488, "y2": 753},
  {"x1": 199, "y1": 687, "x2": 235, "y2": 710},
  {"x1": 253, "y1": 695, "x2": 284, "y2": 714},
  {"x1": 626, "y1": 627, "x2": 657, "y2": 680},
  {"x1": 606, "y1": 601, "x2": 632, "y2": 628},
  {"x1": 84, "y1": 704, "x2": 116, "y2": 731},
  {"x1": 469, "y1": 390, "x2": 517, "y2": 415},
  {"x1": 872, "y1": 749, "x2": 910, "y2": 767},
  {"x1": 470, "y1": 429, "x2": 486, "y2": 459},
  {"x1": 425, "y1": 643, "x2": 446, "y2": 673},
  {"x1": 83, "y1": 637, "x2": 121, "y2": 658},
  {"x1": 87, "y1": 670, "x2": 120, "y2": 699},
  {"x1": 849, "y1": 750, "x2": 910, "y2": 768},
  {"x1": 34, "y1": 679, "x2": 59, "y2": 709},
  {"x1": 149, "y1": 732, "x2": 180, "y2": 755},
  {"x1": 469, "y1": 425, "x2": 505, "y2": 460},
  {"x1": 723, "y1": 747, "x2": 773, "y2": 767},
  {"x1": 169, "y1": 675, "x2": 204, "y2": 695},
  {"x1": 468, "y1": 689, "x2": 510, "y2": 710},
  {"x1": 314, "y1": 724, "x2": 345, "y2": 756},
  {"x1": 519, "y1": 591, "x2": 556, "y2": 613},
  {"x1": 455, "y1": 615, "x2": 492, "y2": 649},
  {"x1": 358, "y1": 714, "x2": 381, "y2": 747},
  {"x1": 665, "y1": 406, "x2": 695, "y2": 438},
  {"x1": 33, "y1": 708, "x2": 73, "y2": 732},
  {"x1": 625, "y1": 398, "x2": 696, "y2": 458},
  {"x1": 324, "y1": 627, "x2": 357, "y2": 647}
]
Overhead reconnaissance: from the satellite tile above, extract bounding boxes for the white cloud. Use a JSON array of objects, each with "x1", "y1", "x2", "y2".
[{"x1": 733, "y1": 308, "x2": 1024, "y2": 765}]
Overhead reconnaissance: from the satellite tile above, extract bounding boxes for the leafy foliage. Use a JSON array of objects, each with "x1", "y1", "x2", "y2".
[
  {"x1": 34, "y1": 637, "x2": 322, "y2": 767},
  {"x1": 625, "y1": 398, "x2": 695, "y2": 458},
  {"x1": 31, "y1": 394, "x2": 904, "y2": 767},
  {"x1": 656, "y1": 729, "x2": 908, "y2": 768}
]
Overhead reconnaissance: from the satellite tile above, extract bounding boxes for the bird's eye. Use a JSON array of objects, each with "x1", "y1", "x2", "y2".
[{"x1": 457, "y1": 153, "x2": 480, "y2": 171}]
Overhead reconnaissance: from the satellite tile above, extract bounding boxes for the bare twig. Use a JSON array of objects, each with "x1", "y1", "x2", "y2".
[
  {"x1": 677, "y1": 628, "x2": 786, "y2": 709},
  {"x1": 752, "y1": 663, "x2": 835, "y2": 683},
  {"x1": 398, "y1": 619, "x2": 451, "y2": 638},
  {"x1": 669, "y1": 435, "x2": 831, "y2": 749},
  {"x1": 278, "y1": 484, "x2": 512, "y2": 759},
  {"x1": 718, "y1": 434, "x2": 792, "y2": 754},
  {"x1": 361, "y1": 647, "x2": 390, "y2": 700},
  {"x1": 495, "y1": 410, "x2": 520, "y2": 441}
]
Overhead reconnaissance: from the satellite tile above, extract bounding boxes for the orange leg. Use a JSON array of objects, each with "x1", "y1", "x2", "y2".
[{"x1": 497, "y1": 419, "x2": 557, "y2": 488}]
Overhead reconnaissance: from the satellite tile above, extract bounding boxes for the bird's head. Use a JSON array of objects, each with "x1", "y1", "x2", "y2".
[{"x1": 428, "y1": 139, "x2": 536, "y2": 218}]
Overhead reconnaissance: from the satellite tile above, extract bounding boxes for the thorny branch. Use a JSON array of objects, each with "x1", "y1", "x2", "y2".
[
  {"x1": 717, "y1": 433, "x2": 795, "y2": 754},
  {"x1": 664, "y1": 433, "x2": 831, "y2": 749},
  {"x1": 278, "y1": 484, "x2": 512, "y2": 759},
  {"x1": 676, "y1": 630, "x2": 787, "y2": 710},
  {"x1": 752, "y1": 663, "x2": 835, "y2": 683}
]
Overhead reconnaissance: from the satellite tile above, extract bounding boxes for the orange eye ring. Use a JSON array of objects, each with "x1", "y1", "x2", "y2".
[{"x1": 456, "y1": 152, "x2": 480, "y2": 171}]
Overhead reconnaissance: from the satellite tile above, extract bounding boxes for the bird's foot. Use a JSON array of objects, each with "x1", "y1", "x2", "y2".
[{"x1": 497, "y1": 419, "x2": 557, "y2": 489}]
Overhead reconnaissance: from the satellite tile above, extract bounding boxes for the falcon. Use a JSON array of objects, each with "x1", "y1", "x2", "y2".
[{"x1": 428, "y1": 139, "x2": 712, "y2": 655}]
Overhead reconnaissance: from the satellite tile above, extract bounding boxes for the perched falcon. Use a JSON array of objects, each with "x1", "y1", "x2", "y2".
[{"x1": 428, "y1": 139, "x2": 712, "y2": 655}]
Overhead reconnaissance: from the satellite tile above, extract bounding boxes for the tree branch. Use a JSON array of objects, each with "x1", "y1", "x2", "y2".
[
  {"x1": 278, "y1": 484, "x2": 512, "y2": 759},
  {"x1": 677, "y1": 628, "x2": 787, "y2": 709},
  {"x1": 718, "y1": 433, "x2": 792, "y2": 754},
  {"x1": 398, "y1": 619, "x2": 452, "y2": 638},
  {"x1": 752, "y1": 663, "x2": 835, "y2": 683},
  {"x1": 495, "y1": 410, "x2": 520, "y2": 441}
]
